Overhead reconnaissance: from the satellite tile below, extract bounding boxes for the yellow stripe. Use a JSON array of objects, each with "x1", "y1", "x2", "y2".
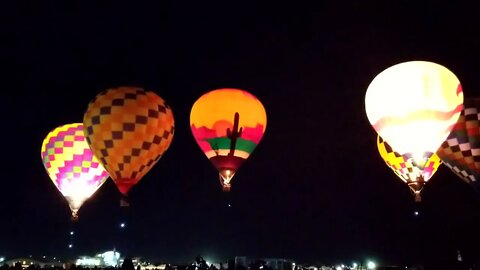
[{"x1": 205, "y1": 149, "x2": 250, "y2": 159}]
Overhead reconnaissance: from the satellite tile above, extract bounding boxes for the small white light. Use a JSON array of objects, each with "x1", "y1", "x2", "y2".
[
  {"x1": 367, "y1": 261, "x2": 376, "y2": 269},
  {"x1": 414, "y1": 211, "x2": 419, "y2": 216},
  {"x1": 120, "y1": 223, "x2": 126, "y2": 228},
  {"x1": 352, "y1": 262, "x2": 357, "y2": 268},
  {"x1": 70, "y1": 231, "x2": 74, "y2": 235},
  {"x1": 68, "y1": 244, "x2": 73, "y2": 248}
]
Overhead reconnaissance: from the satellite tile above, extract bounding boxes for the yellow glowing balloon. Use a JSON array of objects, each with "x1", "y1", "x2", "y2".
[
  {"x1": 41, "y1": 123, "x2": 109, "y2": 219},
  {"x1": 365, "y1": 61, "x2": 463, "y2": 166}
]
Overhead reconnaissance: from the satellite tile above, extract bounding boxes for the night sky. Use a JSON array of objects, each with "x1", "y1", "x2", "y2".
[{"x1": 1, "y1": 1, "x2": 480, "y2": 267}]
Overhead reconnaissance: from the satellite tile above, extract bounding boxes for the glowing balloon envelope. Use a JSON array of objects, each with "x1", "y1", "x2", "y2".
[
  {"x1": 437, "y1": 98, "x2": 480, "y2": 189},
  {"x1": 377, "y1": 136, "x2": 442, "y2": 200},
  {"x1": 190, "y1": 88, "x2": 267, "y2": 191},
  {"x1": 365, "y1": 61, "x2": 463, "y2": 195},
  {"x1": 41, "y1": 123, "x2": 109, "y2": 219},
  {"x1": 83, "y1": 86, "x2": 174, "y2": 197}
]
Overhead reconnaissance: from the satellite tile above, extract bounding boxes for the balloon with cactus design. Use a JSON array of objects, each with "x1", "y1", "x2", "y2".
[{"x1": 190, "y1": 88, "x2": 267, "y2": 191}]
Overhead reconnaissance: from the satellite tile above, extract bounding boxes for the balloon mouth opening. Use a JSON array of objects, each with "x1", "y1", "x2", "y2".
[
  {"x1": 408, "y1": 152, "x2": 434, "y2": 170},
  {"x1": 219, "y1": 169, "x2": 235, "y2": 192},
  {"x1": 115, "y1": 179, "x2": 137, "y2": 196},
  {"x1": 71, "y1": 210, "x2": 79, "y2": 222}
]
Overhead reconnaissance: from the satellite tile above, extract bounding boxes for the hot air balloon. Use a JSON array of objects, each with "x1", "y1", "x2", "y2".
[
  {"x1": 437, "y1": 97, "x2": 480, "y2": 189},
  {"x1": 377, "y1": 136, "x2": 442, "y2": 199},
  {"x1": 190, "y1": 88, "x2": 267, "y2": 191},
  {"x1": 83, "y1": 86, "x2": 174, "y2": 203},
  {"x1": 41, "y1": 123, "x2": 109, "y2": 220},
  {"x1": 365, "y1": 61, "x2": 463, "y2": 199}
]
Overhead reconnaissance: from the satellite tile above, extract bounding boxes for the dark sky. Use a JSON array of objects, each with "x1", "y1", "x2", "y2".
[{"x1": 1, "y1": 0, "x2": 480, "y2": 267}]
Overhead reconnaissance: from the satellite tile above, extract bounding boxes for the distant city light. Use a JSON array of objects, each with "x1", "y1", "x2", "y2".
[
  {"x1": 414, "y1": 211, "x2": 419, "y2": 216},
  {"x1": 43, "y1": 256, "x2": 46, "y2": 258},
  {"x1": 77, "y1": 257, "x2": 101, "y2": 266},
  {"x1": 99, "y1": 251, "x2": 121, "y2": 266},
  {"x1": 352, "y1": 262, "x2": 357, "y2": 269},
  {"x1": 336, "y1": 266, "x2": 342, "y2": 270},
  {"x1": 120, "y1": 223, "x2": 126, "y2": 228},
  {"x1": 70, "y1": 231, "x2": 74, "y2": 235},
  {"x1": 69, "y1": 244, "x2": 73, "y2": 248},
  {"x1": 367, "y1": 261, "x2": 376, "y2": 269},
  {"x1": 0, "y1": 257, "x2": 4, "y2": 263},
  {"x1": 228, "y1": 204, "x2": 232, "y2": 207}
]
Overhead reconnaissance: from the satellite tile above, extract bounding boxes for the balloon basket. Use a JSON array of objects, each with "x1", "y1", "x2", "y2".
[
  {"x1": 120, "y1": 197, "x2": 130, "y2": 207},
  {"x1": 222, "y1": 185, "x2": 231, "y2": 192},
  {"x1": 414, "y1": 192, "x2": 422, "y2": 202}
]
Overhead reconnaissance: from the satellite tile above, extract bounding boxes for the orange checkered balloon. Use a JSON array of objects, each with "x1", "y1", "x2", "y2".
[{"x1": 84, "y1": 86, "x2": 174, "y2": 196}]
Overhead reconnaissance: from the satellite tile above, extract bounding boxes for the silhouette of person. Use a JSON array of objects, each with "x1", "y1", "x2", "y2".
[{"x1": 121, "y1": 258, "x2": 134, "y2": 270}]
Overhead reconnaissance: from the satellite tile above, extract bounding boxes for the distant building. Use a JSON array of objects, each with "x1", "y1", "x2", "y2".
[
  {"x1": 235, "y1": 256, "x2": 294, "y2": 270},
  {"x1": 76, "y1": 250, "x2": 121, "y2": 267}
]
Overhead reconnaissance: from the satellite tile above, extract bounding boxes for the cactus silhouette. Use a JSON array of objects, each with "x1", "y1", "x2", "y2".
[{"x1": 226, "y1": 112, "x2": 243, "y2": 156}]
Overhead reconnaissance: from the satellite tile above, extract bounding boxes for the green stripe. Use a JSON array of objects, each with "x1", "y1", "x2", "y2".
[{"x1": 206, "y1": 137, "x2": 257, "y2": 153}]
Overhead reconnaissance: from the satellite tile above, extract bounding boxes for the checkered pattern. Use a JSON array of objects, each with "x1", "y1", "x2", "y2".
[
  {"x1": 437, "y1": 98, "x2": 480, "y2": 186},
  {"x1": 377, "y1": 136, "x2": 442, "y2": 191},
  {"x1": 40, "y1": 123, "x2": 109, "y2": 215},
  {"x1": 83, "y1": 87, "x2": 175, "y2": 195}
]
